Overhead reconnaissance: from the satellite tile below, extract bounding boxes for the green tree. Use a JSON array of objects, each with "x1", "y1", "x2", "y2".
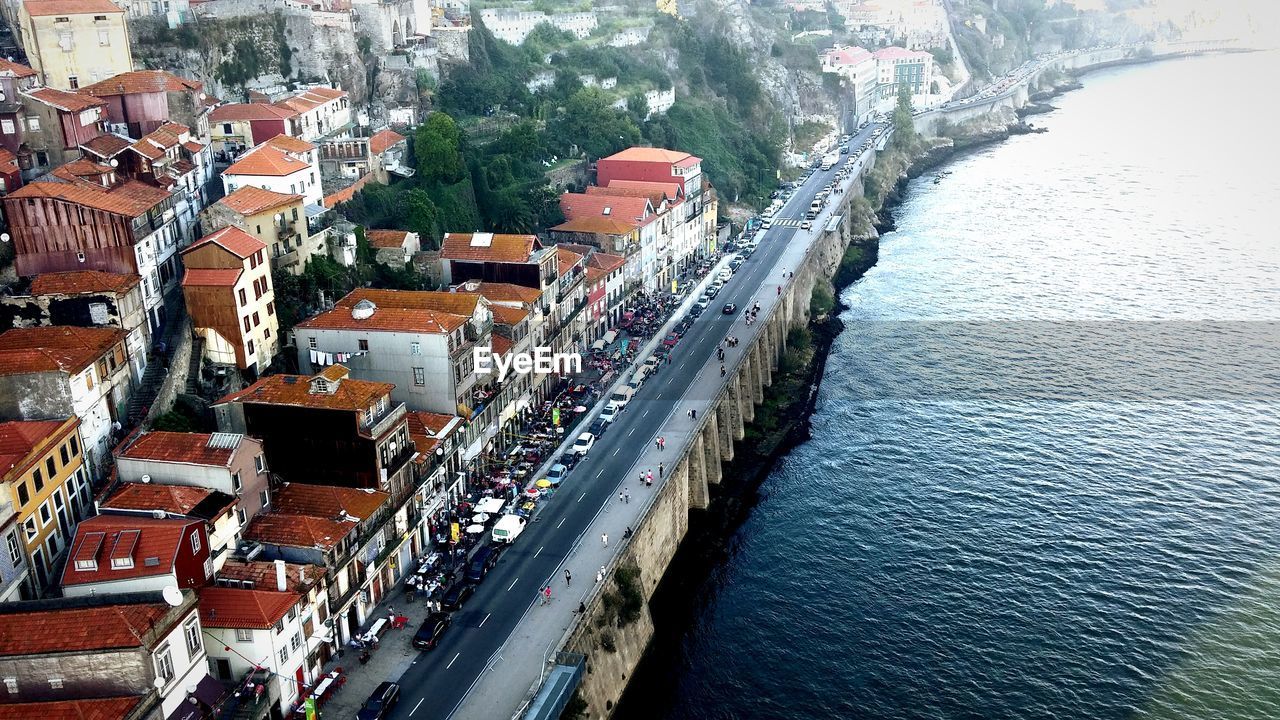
[
  {"x1": 403, "y1": 189, "x2": 441, "y2": 246},
  {"x1": 549, "y1": 87, "x2": 641, "y2": 159},
  {"x1": 415, "y1": 112, "x2": 467, "y2": 185},
  {"x1": 890, "y1": 84, "x2": 918, "y2": 151}
]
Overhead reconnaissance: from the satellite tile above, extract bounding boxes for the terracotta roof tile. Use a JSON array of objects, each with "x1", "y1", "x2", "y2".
[
  {"x1": 601, "y1": 147, "x2": 696, "y2": 164},
  {"x1": 586, "y1": 251, "x2": 625, "y2": 273},
  {"x1": 243, "y1": 513, "x2": 355, "y2": 551},
  {"x1": 80, "y1": 133, "x2": 134, "y2": 159},
  {"x1": 337, "y1": 288, "x2": 479, "y2": 316},
  {"x1": 491, "y1": 334, "x2": 512, "y2": 357},
  {"x1": 555, "y1": 247, "x2": 584, "y2": 277},
  {"x1": 0, "y1": 146, "x2": 17, "y2": 176},
  {"x1": 273, "y1": 87, "x2": 347, "y2": 115},
  {"x1": 0, "y1": 58, "x2": 37, "y2": 78},
  {"x1": 8, "y1": 178, "x2": 169, "y2": 218},
  {"x1": 198, "y1": 587, "x2": 301, "y2": 629},
  {"x1": 0, "y1": 326, "x2": 123, "y2": 376},
  {"x1": 30, "y1": 270, "x2": 140, "y2": 296},
  {"x1": 0, "y1": 696, "x2": 147, "y2": 720},
  {"x1": 215, "y1": 367, "x2": 393, "y2": 413},
  {"x1": 183, "y1": 140, "x2": 205, "y2": 153},
  {"x1": 324, "y1": 172, "x2": 372, "y2": 208},
  {"x1": 218, "y1": 186, "x2": 301, "y2": 216},
  {"x1": 369, "y1": 128, "x2": 405, "y2": 156},
  {"x1": 559, "y1": 192, "x2": 653, "y2": 228},
  {"x1": 263, "y1": 134, "x2": 315, "y2": 153},
  {"x1": 23, "y1": 0, "x2": 123, "y2": 14},
  {"x1": 53, "y1": 158, "x2": 115, "y2": 181},
  {"x1": 101, "y1": 483, "x2": 236, "y2": 518},
  {"x1": 551, "y1": 216, "x2": 638, "y2": 235},
  {"x1": 467, "y1": 282, "x2": 541, "y2": 304},
  {"x1": 217, "y1": 559, "x2": 320, "y2": 594},
  {"x1": 272, "y1": 483, "x2": 390, "y2": 521},
  {"x1": 117, "y1": 431, "x2": 244, "y2": 467},
  {"x1": 0, "y1": 601, "x2": 174, "y2": 655},
  {"x1": 185, "y1": 225, "x2": 266, "y2": 259},
  {"x1": 297, "y1": 289, "x2": 476, "y2": 335},
  {"x1": 209, "y1": 103, "x2": 297, "y2": 122},
  {"x1": 61, "y1": 515, "x2": 198, "y2": 588},
  {"x1": 365, "y1": 229, "x2": 411, "y2": 248},
  {"x1": 440, "y1": 233, "x2": 539, "y2": 263},
  {"x1": 22, "y1": 86, "x2": 105, "y2": 113},
  {"x1": 597, "y1": 178, "x2": 684, "y2": 202},
  {"x1": 182, "y1": 268, "x2": 242, "y2": 287},
  {"x1": 489, "y1": 304, "x2": 530, "y2": 326},
  {"x1": 225, "y1": 145, "x2": 309, "y2": 177},
  {"x1": 81, "y1": 70, "x2": 202, "y2": 97},
  {"x1": 0, "y1": 418, "x2": 75, "y2": 480}
]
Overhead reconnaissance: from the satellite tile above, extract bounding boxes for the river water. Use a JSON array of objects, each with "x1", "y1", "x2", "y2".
[{"x1": 618, "y1": 51, "x2": 1280, "y2": 720}]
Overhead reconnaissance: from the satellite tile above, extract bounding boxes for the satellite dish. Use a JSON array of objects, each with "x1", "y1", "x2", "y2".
[
  {"x1": 0, "y1": 91, "x2": 7, "y2": 102},
  {"x1": 154, "y1": 677, "x2": 167, "y2": 689},
  {"x1": 109, "y1": 158, "x2": 118, "y2": 168},
  {"x1": 141, "y1": 474, "x2": 151, "y2": 483},
  {"x1": 274, "y1": 213, "x2": 283, "y2": 221},
  {"x1": 162, "y1": 585, "x2": 184, "y2": 607},
  {"x1": 0, "y1": 233, "x2": 9, "y2": 243}
]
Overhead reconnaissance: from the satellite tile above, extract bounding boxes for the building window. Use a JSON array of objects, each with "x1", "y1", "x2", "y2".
[
  {"x1": 232, "y1": 471, "x2": 242, "y2": 492},
  {"x1": 291, "y1": 632, "x2": 303, "y2": 651},
  {"x1": 184, "y1": 618, "x2": 202, "y2": 655},
  {"x1": 26, "y1": 116, "x2": 39, "y2": 132},
  {"x1": 243, "y1": 317, "x2": 251, "y2": 333},
  {"x1": 413, "y1": 367, "x2": 425, "y2": 386},
  {"x1": 247, "y1": 339, "x2": 255, "y2": 355},
  {"x1": 16, "y1": 482, "x2": 29, "y2": 507},
  {"x1": 239, "y1": 288, "x2": 247, "y2": 306},
  {"x1": 45, "y1": 457, "x2": 56, "y2": 478},
  {"x1": 6, "y1": 532, "x2": 21, "y2": 565},
  {"x1": 278, "y1": 647, "x2": 289, "y2": 665},
  {"x1": 267, "y1": 301, "x2": 275, "y2": 316},
  {"x1": 23, "y1": 518, "x2": 36, "y2": 541},
  {"x1": 190, "y1": 531, "x2": 201, "y2": 554},
  {"x1": 38, "y1": 502, "x2": 51, "y2": 527},
  {"x1": 67, "y1": 75, "x2": 78, "y2": 89},
  {"x1": 235, "y1": 628, "x2": 252, "y2": 642},
  {"x1": 259, "y1": 490, "x2": 270, "y2": 509},
  {"x1": 252, "y1": 312, "x2": 260, "y2": 327},
  {"x1": 255, "y1": 455, "x2": 266, "y2": 474},
  {"x1": 236, "y1": 508, "x2": 247, "y2": 527},
  {"x1": 98, "y1": 30, "x2": 110, "y2": 46},
  {"x1": 308, "y1": 336, "x2": 316, "y2": 349},
  {"x1": 155, "y1": 644, "x2": 174, "y2": 683},
  {"x1": 35, "y1": 150, "x2": 48, "y2": 167},
  {"x1": 410, "y1": 342, "x2": 421, "y2": 355},
  {"x1": 1, "y1": 119, "x2": 13, "y2": 134},
  {"x1": 358, "y1": 339, "x2": 369, "y2": 351},
  {"x1": 264, "y1": 328, "x2": 272, "y2": 339}
]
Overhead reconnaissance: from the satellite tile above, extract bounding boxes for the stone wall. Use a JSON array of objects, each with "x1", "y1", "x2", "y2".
[{"x1": 145, "y1": 315, "x2": 194, "y2": 423}]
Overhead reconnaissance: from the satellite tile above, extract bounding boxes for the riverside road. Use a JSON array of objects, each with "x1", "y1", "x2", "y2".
[{"x1": 386, "y1": 120, "x2": 886, "y2": 720}]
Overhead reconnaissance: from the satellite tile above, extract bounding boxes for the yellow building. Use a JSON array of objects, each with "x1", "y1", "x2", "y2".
[
  {"x1": 0, "y1": 416, "x2": 90, "y2": 596},
  {"x1": 18, "y1": 0, "x2": 134, "y2": 91},
  {"x1": 202, "y1": 186, "x2": 328, "y2": 275}
]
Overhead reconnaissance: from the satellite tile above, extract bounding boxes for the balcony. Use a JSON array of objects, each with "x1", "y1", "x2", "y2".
[
  {"x1": 361, "y1": 401, "x2": 406, "y2": 440},
  {"x1": 450, "y1": 319, "x2": 493, "y2": 359}
]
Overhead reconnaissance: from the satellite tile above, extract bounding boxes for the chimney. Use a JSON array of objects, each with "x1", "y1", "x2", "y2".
[
  {"x1": 299, "y1": 566, "x2": 307, "y2": 584},
  {"x1": 275, "y1": 559, "x2": 287, "y2": 592}
]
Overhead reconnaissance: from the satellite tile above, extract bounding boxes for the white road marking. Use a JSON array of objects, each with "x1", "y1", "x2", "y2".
[
  {"x1": 627, "y1": 427, "x2": 635, "y2": 437},
  {"x1": 534, "y1": 546, "x2": 543, "y2": 558},
  {"x1": 642, "y1": 409, "x2": 650, "y2": 418},
  {"x1": 479, "y1": 613, "x2": 490, "y2": 628},
  {"x1": 613, "y1": 447, "x2": 621, "y2": 455},
  {"x1": 557, "y1": 517, "x2": 566, "y2": 529},
  {"x1": 507, "y1": 577, "x2": 519, "y2": 591},
  {"x1": 447, "y1": 653, "x2": 460, "y2": 669},
  {"x1": 410, "y1": 698, "x2": 424, "y2": 715},
  {"x1": 578, "y1": 492, "x2": 587, "y2": 503},
  {"x1": 595, "y1": 468, "x2": 604, "y2": 479}
]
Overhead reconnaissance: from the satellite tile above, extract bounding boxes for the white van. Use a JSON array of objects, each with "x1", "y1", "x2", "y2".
[
  {"x1": 609, "y1": 385, "x2": 635, "y2": 410},
  {"x1": 492, "y1": 514, "x2": 527, "y2": 544}
]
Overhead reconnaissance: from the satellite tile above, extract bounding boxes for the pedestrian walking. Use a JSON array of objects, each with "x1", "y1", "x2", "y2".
[
  {"x1": 544, "y1": 586, "x2": 552, "y2": 605},
  {"x1": 597, "y1": 567, "x2": 605, "y2": 583},
  {"x1": 720, "y1": 365, "x2": 726, "y2": 377},
  {"x1": 646, "y1": 470, "x2": 653, "y2": 485},
  {"x1": 565, "y1": 569, "x2": 572, "y2": 586},
  {"x1": 539, "y1": 587, "x2": 548, "y2": 606},
  {"x1": 655, "y1": 438, "x2": 661, "y2": 450},
  {"x1": 602, "y1": 533, "x2": 609, "y2": 548},
  {"x1": 619, "y1": 491, "x2": 625, "y2": 504},
  {"x1": 659, "y1": 463, "x2": 664, "y2": 479},
  {"x1": 777, "y1": 285, "x2": 782, "y2": 296},
  {"x1": 659, "y1": 436, "x2": 666, "y2": 450},
  {"x1": 692, "y1": 409, "x2": 698, "y2": 420},
  {"x1": 578, "y1": 602, "x2": 586, "y2": 615},
  {"x1": 624, "y1": 490, "x2": 631, "y2": 503},
  {"x1": 687, "y1": 409, "x2": 694, "y2": 419}
]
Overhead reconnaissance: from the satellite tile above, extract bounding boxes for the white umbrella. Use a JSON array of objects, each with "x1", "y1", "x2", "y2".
[
  {"x1": 471, "y1": 513, "x2": 490, "y2": 524},
  {"x1": 465, "y1": 524, "x2": 485, "y2": 534}
]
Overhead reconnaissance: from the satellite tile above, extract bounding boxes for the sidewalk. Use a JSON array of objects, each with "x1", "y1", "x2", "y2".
[
  {"x1": 315, "y1": 583, "x2": 425, "y2": 720},
  {"x1": 451, "y1": 175, "x2": 841, "y2": 719}
]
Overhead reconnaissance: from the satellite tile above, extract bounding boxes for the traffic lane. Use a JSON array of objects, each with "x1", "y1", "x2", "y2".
[{"x1": 392, "y1": 144, "x2": 846, "y2": 717}]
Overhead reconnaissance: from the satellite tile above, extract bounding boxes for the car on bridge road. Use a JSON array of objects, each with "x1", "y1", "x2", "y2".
[
  {"x1": 357, "y1": 682, "x2": 401, "y2": 720},
  {"x1": 571, "y1": 432, "x2": 596, "y2": 455},
  {"x1": 412, "y1": 614, "x2": 452, "y2": 651},
  {"x1": 722, "y1": 303, "x2": 737, "y2": 314}
]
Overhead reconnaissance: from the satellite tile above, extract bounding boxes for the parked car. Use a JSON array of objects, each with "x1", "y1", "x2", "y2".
[
  {"x1": 722, "y1": 303, "x2": 737, "y2": 314},
  {"x1": 589, "y1": 418, "x2": 608, "y2": 436},
  {"x1": 599, "y1": 404, "x2": 619, "y2": 424},
  {"x1": 466, "y1": 545, "x2": 500, "y2": 583},
  {"x1": 412, "y1": 614, "x2": 451, "y2": 651},
  {"x1": 546, "y1": 463, "x2": 568, "y2": 484},
  {"x1": 571, "y1": 432, "x2": 595, "y2": 455},
  {"x1": 492, "y1": 514, "x2": 527, "y2": 544},
  {"x1": 801, "y1": 221, "x2": 812, "y2": 230},
  {"x1": 441, "y1": 582, "x2": 474, "y2": 611},
  {"x1": 357, "y1": 682, "x2": 400, "y2": 720}
]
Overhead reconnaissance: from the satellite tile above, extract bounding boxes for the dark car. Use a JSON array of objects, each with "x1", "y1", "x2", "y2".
[
  {"x1": 466, "y1": 546, "x2": 500, "y2": 583},
  {"x1": 722, "y1": 303, "x2": 737, "y2": 314},
  {"x1": 412, "y1": 613, "x2": 452, "y2": 651},
  {"x1": 441, "y1": 581, "x2": 474, "y2": 611},
  {"x1": 356, "y1": 682, "x2": 400, "y2": 720}
]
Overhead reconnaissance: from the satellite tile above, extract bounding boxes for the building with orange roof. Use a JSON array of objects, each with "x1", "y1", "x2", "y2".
[
  {"x1": 585, "y1": 250, "x2": 626, "y2": 336},
  {"x1": 12, "y1": 85, "x2": 106, "y2": 176},
  {"x1": 365, "y1": 228, "x2": 420, "y2": 265},
  {"x1": 0, "y1": 270, "x2": 150, "y2": 385},
  {"x1": 61, "y1": 514, "x2": 210, "y2": 596},
  {"x1": 0, "y1": 589, "x2": 215, "y2": 720},
  {"x1": 99, "y1": 482, "x2": 241, "y2": 569},
  {"x1": 0, "y1": 416, "x2": 87, "y2": 596},
  {"x1": 438, "y1": 233, "x2": 562, "y2": 340},
  {"x1": 0, "y1": 326, "x2": 130, "y2": 480},
  {"x1": 114, "y1": 430, "x2": 271, "y2": 531},
  {"x1": 294, "y1": 288, "x2": 494, "y2": 416},
  {"x1": 17, "y1": 0, "x2": 133, "y2": 92},
  {"x1": 0, "y1": 59, "x2": 39, "y2": 171},
  {"x1": 213, "y1": 365, "x2": 415, "y2": 499},
  {"x1": 181, "y1": 225, "x2": 278, "y2": 374},
  {"x1": 271, "y1": 86, "x2": 350, "y2": 141},
  {"x1": 198, "y1": 584, "x2": 306, "y2": 713},
  {"x1": 209, "y1": 102, "x2": 301, "y2": 156},
  {"x1": 222, "y1": 137, "x2": 323, "y2": 208},
  {"x1": 202, "y1": 186, "x2": 326, "y2": 275},
  {"x1": 80, "y1": 70, "x2": 210, "y2": 139},
  {"x1": 318, "y1": 126, "x2": 411, "y2": 187}
]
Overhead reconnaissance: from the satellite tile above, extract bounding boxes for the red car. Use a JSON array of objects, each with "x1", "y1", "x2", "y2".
[{"x1": 663, "y1": 334, "x2": 679, "y2": 347}]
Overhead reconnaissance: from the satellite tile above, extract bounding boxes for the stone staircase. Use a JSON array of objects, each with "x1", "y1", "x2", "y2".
[
  {"x1": 185, "y1": 335, "x2": 204, "y2": 394},
  {"x1": 125, "y1": 302, "x2": 188, "y2": 426}
]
